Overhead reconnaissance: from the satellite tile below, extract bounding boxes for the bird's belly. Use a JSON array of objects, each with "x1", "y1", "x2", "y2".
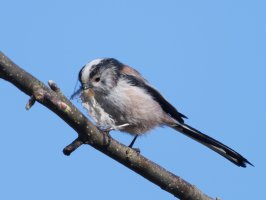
[
  {"x1": 100, "y1": 101, "x2": 164, "y2": 134},
  {"x1": 88, "y1": 86, "x2": 166, "y2": 134}
]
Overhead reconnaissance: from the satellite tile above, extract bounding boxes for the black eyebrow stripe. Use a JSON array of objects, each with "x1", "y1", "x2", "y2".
[
  {"x1": 88, "y1": 58, "x2": 124, "y2": 80},
  {"x1": 89, "y1": 66, "x2": 101, "y2": 79}
]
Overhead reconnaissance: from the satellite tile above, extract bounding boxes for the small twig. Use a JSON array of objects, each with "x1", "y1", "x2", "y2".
[
  {"x1": 63, "y1": 138, "x2": 84, "y2": 156},
  {"x1": 25, "y1": 95, "x2": 36, "y2": 110},
  {"x1": 48, "y1": 80, "x2": 60, "y2": 92}
]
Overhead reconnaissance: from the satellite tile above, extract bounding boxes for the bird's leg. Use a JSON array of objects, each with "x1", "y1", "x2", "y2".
[
  {"x1": 128, "y1": 135, "x2": 140, "y2": 153},
  {"x1": 128, "y1": 135, "x2": 138, "y2": 148},
  {"x1": 114, "y1": 123, "x2": 140, "y2": 152}
]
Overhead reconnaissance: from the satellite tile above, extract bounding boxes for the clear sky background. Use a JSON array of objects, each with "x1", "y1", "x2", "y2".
[{"x1": 1, "y1": 1, "x2": 265, "y2": 199}]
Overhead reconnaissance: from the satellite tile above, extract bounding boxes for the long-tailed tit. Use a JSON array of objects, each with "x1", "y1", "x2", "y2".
[{"x1": 72, "y1": 58, "x2": 252, "y2": 167}]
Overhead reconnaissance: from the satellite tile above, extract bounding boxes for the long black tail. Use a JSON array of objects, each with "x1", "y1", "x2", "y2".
[{"x1": 173, "y1": 123, "x2": 253, "y2": 167}]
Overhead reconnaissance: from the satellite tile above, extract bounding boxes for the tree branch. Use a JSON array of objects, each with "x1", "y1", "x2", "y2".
[{"x1": 0, "y1": 51, "x2": 215, "y2": 200}]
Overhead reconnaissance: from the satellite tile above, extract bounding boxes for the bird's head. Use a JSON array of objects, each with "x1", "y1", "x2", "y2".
[{"x1": 71, "y1": 58, "x2": 124, "y2": 101}]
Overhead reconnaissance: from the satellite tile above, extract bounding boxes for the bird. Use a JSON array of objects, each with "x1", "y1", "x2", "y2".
[{"x1": 71, "y1": 58, "x2": 253, "y2": 167}]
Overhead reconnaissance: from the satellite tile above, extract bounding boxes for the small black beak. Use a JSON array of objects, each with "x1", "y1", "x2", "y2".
[
  {"x1": 82, "y1": 83, "x2": 90, "y2": 90},
  {"x1": 70, "y1": 82, "x2": 91, "y2": 100}
]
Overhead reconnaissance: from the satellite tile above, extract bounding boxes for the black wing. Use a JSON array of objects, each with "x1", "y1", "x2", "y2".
[{"x1": 123, "y1": 74, "x2": 187, "y2": 123}]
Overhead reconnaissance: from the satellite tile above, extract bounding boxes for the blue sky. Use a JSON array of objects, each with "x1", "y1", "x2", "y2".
[{"x1": 1, "y1": 1, "x2": 265, "y2": 199}]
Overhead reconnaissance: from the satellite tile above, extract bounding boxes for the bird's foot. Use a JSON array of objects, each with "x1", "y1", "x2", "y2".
[{"x1": 131, "y1": 147, "x2": 140, "y2": 154}]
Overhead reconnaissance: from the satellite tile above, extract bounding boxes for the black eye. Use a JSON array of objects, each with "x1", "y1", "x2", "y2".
[{"x1": 94, "y1": 77, "x2": 100, "y2": 82}]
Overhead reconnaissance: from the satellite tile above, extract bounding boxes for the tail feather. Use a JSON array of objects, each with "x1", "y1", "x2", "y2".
[{"x1": 173, "y1": 123, "x2": 253, "y2": 167}]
